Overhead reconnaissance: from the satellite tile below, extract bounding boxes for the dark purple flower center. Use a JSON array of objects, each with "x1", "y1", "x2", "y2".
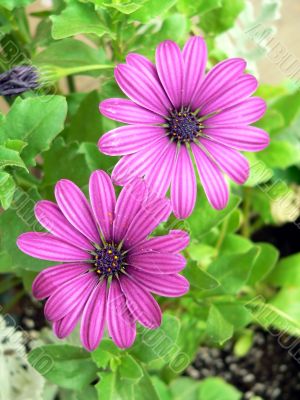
[
  {"x1": 167, "y1": 107, "x2": 203, "y2": 143},
  {"x1": 93, "y1": 244, "x2": 125, "y2": 278}
]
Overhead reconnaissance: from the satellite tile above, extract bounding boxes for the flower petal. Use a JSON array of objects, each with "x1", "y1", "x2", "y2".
[
  {"x1": 115, "y1": 64, "x2": 171, "y2": 116},
  {"x1": 156, "y1": 40, "x2": 184, "y2": 109},
  {"x1": 130, "y1": 269, "x2": 190, "y2": 297},
  {"x1": 182, "y1": 36, "x2": 207, "y2": 107},
  {"x1": 35, "y1": 200, "x2": 93, "y2": 251},
  {"x1": 171, "y1": 145, "x2": 197, "y2": 219},
  {"x1": 194, "y1": 58, "x2": 246, "y2": 108},
  {"x1": 200, "y1": 138, "x2": 250, "y2": 184},
  {"x1": 53, "y1": 305, "x2": 84, "y2": 339},
  {"x1": 205, "y1": 97, "x2": 267, "y2": 126},
  {"x1": 32, "y1": 263, "x2": 90, "y2": 300},
  {"x1": 45, "y1": 272, "x2": 96, "y2": 321},
  {"x1": 126, "y1": 53, "x2": 157, "y2": 79},
  {"x1": 89, "y1": 170, "x2": 115, "y2": 242},
  {"x1": 98, "y1": 125, "x2": 166, "y2": 156},
  {"x1": 204, "y1": 125, "x2": 270, "y2": 152},
  {"x1": 107, "y1": 279, "x2": 136, "y2": 349},
  {"x1": 80, "y1": 281, "x2": 107, "y2": 351},
  {"x1": 192, "y1": 143, "x2": 229, "y2": 210},
  {"x1": 124, "y1": 197, "x2": 172, "y2": 248},
  {"x1": 55, "y1": 180, "x2": 99, "y2": 244},
  {"x1": 128, "y1": 252, "x2": 186, "y2": 274},
  {"x1": 201, "y1": 74, "x2": 258, "y2": 115},
  {"x1": 120, "y1": 275, "x2": 161, "y2": 329},
  {"x1": 17, "y1": 233, "x2": 90, "y2": 262},
  {"x1": 113, "y1": 178, "x2": 148, "y2": 244},
  {"x1": 99, "y1": 98, "x2": 164, "y2": 124},
  {"x1": 130, "y1": 230, "x2": 190, "y2": 254}
]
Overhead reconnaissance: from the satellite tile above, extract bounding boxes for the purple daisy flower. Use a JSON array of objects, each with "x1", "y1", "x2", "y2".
[
  {"x1": 98, "y1": 37, "x2": 270, "y2": 218},
  {"x1": 17, "y1": 171, "x2": 189, "y2": 351}
]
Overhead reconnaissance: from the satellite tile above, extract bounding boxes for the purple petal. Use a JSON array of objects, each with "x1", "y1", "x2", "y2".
[
  {"x1": 194, "y1": 58, "x2": 246, "y2": 109},
  {"x1": 200, "y1": 138, "x2": 250, "y2": 184},
  {"x1": 128, "y1": 252, "x2": 186, "y2": 274},
  {"x1": 123, "y1": 197, "x2": 172, "y2": 248},
  {"x1": 35, "y1": 201, "x2": 93, "y2": 251},
  {"x1": 32, "y1": 263, "x2": 90, "y2": 300},
  {"x1": 130, "y1": 269, "x2": 189, "y2": 297},
  {"x1": 182, "y1": 36, "x2": 207, "y2": 107},
  {"x1": 156, "y1": 40, "x2": 184, "y2": 109},
  {"x1": 115, "y1": 64, "x2": 171, "y2": 116},
  {"x1": 130, "y1": 229, "x2": 190, "y2": 254},
  {"x1": 89, "y1": 170, "x2": 115, "y2": 242},
  {"x1": 204, "y1": 126, "x2": 270, "y2": 152},
  {"x1": 45, "y1": 272, "x2": 96, "y2": 321},
  {"x1": 120, "y1": 275, "x2": 161, "y2": 329},
  {"x1": 201, "y1": 74, "x2": 258, "y2": 115},
  {"x1": 126, "y1": 53, "x2": 157, "y2": 79},
  {"x1": 17, "y1": 233, "x2": 90, "y2": 262},
  {"x1": 171, "y1": 145, "x2": 197, "y2": 219},
  {"x1": 53, "y1": 305, "x2": 84, "y2": 339},
  {"x1": 99, "y1": 98, "x2": 164, "y2": 124},
  {"x1": 206, "y1": 97, "x2": 266, "y2": 126},
  {"x1": 98, "y1": 125, "x2": 166, "y2": 156},
  {"x1": 112, "y1": 136, "x2": 170, "y2": 186},
  {"x1": 55, "y1": 180, "x2": 100, "y2": 244},
  {"x1": 80, "y1": 281, "x2": 107, "y2": 351},
  {"x1": 191, "y1": 143, "x2": 229, "y2": 210},
  {"x1": 107, "y1": 279, "x2": 136, "y2": 349},
  {"x1": 113, "y1": 178, "x2": 148, "y2": 244}
]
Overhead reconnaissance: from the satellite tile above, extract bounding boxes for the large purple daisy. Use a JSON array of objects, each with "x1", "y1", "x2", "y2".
[
  {"x1": 98, "y1": 36, "x2": 270, "y2": 219},
  {"x1": 17, "y1": 171, "x2": 189, "y2": 351}
]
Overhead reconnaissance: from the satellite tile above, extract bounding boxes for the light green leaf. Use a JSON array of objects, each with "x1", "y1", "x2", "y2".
[
  {"x1": 255, "y1": 108, "x2": 284, "y2": 133},
  {"x1": 183, "y1": 261, "x2": 220, "y2": 291},
  {"x1": 268, "y1": 253, "x2": 300, "y2": 287},
  {"x1": 206, "y1": 304, "x2": 234, "y2": 345},
  {"x1": 245, "y1": 153, "x2": 273, "y2": 187},
  {"x1": 177, "y1": 0, "x2": 222, "y2": 16},
  {"x1": 170, "y1": 377, "x2": 200, "y2": 400},
  {"x1": 199, "y1": 377, "x2": 242, "y2": 400},
  {"x1": 0, "y1": 171, "x2": 16, "y2": 210},
  {"x1": 96, "y1": 371, "x2": 118, "y2": 400},
  {"x1": 151, "y1": 377, "x2": 172, "y2": 400},
  {"x1": 0, "y1": 145, "x2": 27, "y2": 170},
  {"x1": 248, "y1": 243, "x2": 279, "y2": 285},
  {"x1": 233, "y1": 330, "x2": 254, "y2": 357},
  {"x1": 28, "y1": 345, "x2": 98, "y2": 391},
  {"x1": 119, "y1": 354, "x2": 143, "y2": 383},
  {"x1": 257, "y1": 140, "x2": 300, "y2": 169},
  {"x1": 216, "y1": 304, "x2": 252, "y2": 330},
  {"x1": 271, "y1": 287, "x2": 300, "y2": 322},
  {"x1": 129, "y1": 0, "x2": 176, "y2": 23},
  {"x1": 1, "y1": 0, "x2": 34, "y2": 10}
]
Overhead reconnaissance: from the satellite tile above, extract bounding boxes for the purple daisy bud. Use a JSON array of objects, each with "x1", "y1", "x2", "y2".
[
  {"x1": 16, "y1": 171, "x2": 190, "y2": 351},
  {"x1": 0, "y1": 65, "x2": 39, "y2": 96},
  {"x1": 98, "y1": 37, "x2": 270, "y2": 219}
]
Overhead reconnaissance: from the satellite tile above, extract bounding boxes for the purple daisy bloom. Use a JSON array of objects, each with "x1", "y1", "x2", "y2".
[
  {"x1": 17, "y1": 171, "x2": 189, "y2": 351},
  {"x1": 98, "y1": 36, "x2": 270, "y2": 218}
]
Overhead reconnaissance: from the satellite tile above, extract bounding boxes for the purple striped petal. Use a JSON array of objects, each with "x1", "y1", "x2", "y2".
[
  {"x1": 120, "y1": 275, "x2": 161, "y2": 329},
  {"x1": 45, "y1": 273, "x2": 96, "y2": 321},
  {"x1": 112, "y1": 136, "x2": 170, "y2": 185},
  {"x1": 55, "y1": 180, "x2": 100, "y2": 244},
  {"x1": 80, "y1": 281, "x2": 107, "y2": 351},
  {"x1": 128, "y1": 252, "x2": 186, "y2": 274},
  {"x1": 99, "y1": 98, "x2": 164, "y2": 124},
  {"x1": 124, "y1": 197, "x2": 172, "y2": 247},
  {"x1": 115, "y1": 64, "x2": 171, "y2": 116},
  {"x1": 204, "y1": 126, "x2": 270, "y2": 152},
  {"x1": 89, "y1": 170, "x2": 115, "y2": 242},
  {"x1": 126, "y1": 53, "x2": 157, "y2": 79},
  {"x1": 130, "y1": 230, "x2": 189, "y2": 254},
  {"x1": 53, "y1": 305, "x2": 84, "y2": 339},
  {"x1": 98, "y1": 125, "x2": 166, "y2": 156},
  {"x1": 130, "y1": 268, "x2": 190, "y2": 297},
  {"x1": 35, "y1": 201, "x2": 93, "y2": 251},
  {"x1": 192, "y1": 143, "x2": 229, "y2": 210},
  {"x1": 32, "y1": 263, "x2": 90, "y2": 300},
  {"x1": 107, "y1": 279, "x2": 136, "y2": 349},
  {"x1": 182, "y1": 36, "x2": 207, "y2": 107},
  {"x1": 201, "y1": 74, "x2": 258, "y2": 115},
  {"x1": 113, "y1": 178, "x2": 148, "y2": 244},
  {"x1": 17, "y1": 233, "x2": 90, "y2": 262},
  {"x1": 171, "y1": 145, "x2": 196, "y2": 219},
  {"x1": 144, "y1": 141, "x2": 177, "y2": 197},
  {"x1": 205, "y1": 97, "x2": 266, "y2": 126},
  {"x1": 200, "y1": 138, "x2": 250, "y2": 184},
  {"x1": 194, "y1": 58, "x2": 246, "y2": 109},
  {"x1": 156, "y1": 40, "x2": 183, "y2": 109}
]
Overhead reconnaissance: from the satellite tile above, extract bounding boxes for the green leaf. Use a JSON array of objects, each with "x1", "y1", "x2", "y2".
[
  {"x1": 199, "y1": 377, "x2": 242, "y2": 400},
  {"x1": 216, "y1": 304, "x2": 252, "y2": 330},
  {"x1": 183, "y1": 260, "x2": 220, "y2": 291},
  {"x1": 268, "y1": 253, "x2": 300, "y2": 287},
  {"x1": 129, "y1": 0, "x2": 176, "y2": 23},
  {"x1": 271, "y1": 287, "x2": 300, "y2": 322},
  {"x1": 1, "y1": 0, "x2": 34, "y2": 10},
  {"x1": 248, "y1": 243, "x2": 279, "y2": 285},
  {"x1": 177, "y1": 0, "x2": 222, "y2": 16},
  {"x1": 0, "y1": 171, "x2": 15, "y2": 209},
  {"x1": 151, "y1": 377, "x2": 172, "y2": 400},
  {"x1": 233, "y1": 330, "x2": 254, "y2": 357},
  {"x1": 119, "y1": 354, "x2": 143, "y2": 383},
  {"x1": 0, "y1": 96, "x2": 67, "y2": 167},
  {"x1": 257, "y1": 140, "x2": 300, "y2": 169},
  {"x1": 96, "y1": 371, "x2": 117, "y2": 400},
  {"x1": 271, "y1": 90, "x2": 300, "y2": 129},
  {"x1": 186, "y1": 190, "x2": 240, "y2": 238},
  {"x1": 170, "y1": 377, "x2": 200, "y2": 400},
  {"x1": 79, "y1": 142, "x2": 116, "y2": 173},
  {"x1": 28, "y1": 345, "x2": 98, "y2": 391},
  {"x1": 51, "y1": 0, "x2": 111, "y2": 40},
  {"x1": 245, "y1": 153, "x2": 273, "y2": 187},
  {"x1": 206, "y1": 304, "x2": 234, "y2": 345},
  {"x1": 98, "y1": 0, "x2": 146, "y2": 14},
  {"x1": 255, "y1": 108, "x2": 284, "y2": 133},
  {"x1": 219, "y1": 234, "x2": 253, "y2": 255},
  {"x1": 91, "y1": 339, "x2": 120, "y2": 369},
  {"x1": 0, "y1": 144, "x2": 27, "y2": 170},
  {"x1": 130, "y1": 368, "x2": 160, "y2": 400}
]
